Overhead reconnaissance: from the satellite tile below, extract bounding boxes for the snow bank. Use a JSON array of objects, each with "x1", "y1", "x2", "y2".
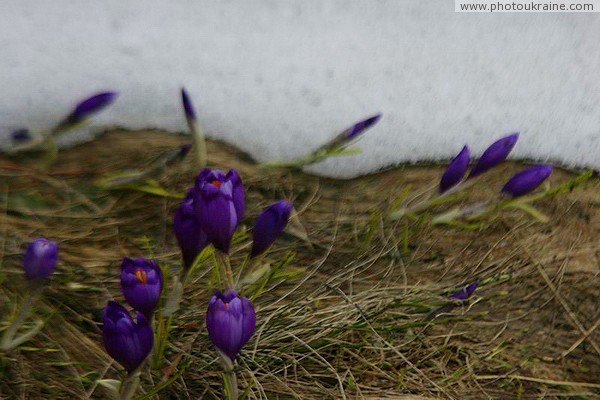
[{"x1": 0, "y1": 1, "x2": 598, "y2": 177}]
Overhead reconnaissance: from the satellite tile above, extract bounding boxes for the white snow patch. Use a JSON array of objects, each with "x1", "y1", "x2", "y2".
[{"x1": 0, "y1": 1, "x2": 599, "y2": 178}]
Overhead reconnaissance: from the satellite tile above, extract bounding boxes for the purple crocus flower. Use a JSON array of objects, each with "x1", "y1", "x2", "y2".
[
  {"x1": 181, "y1": 88, "x2": 197, "y2": 122},
  {"x1": 439, "y1": 145, "x2": 470, "y2": 193},
  {"x1": 173, "y1": 189, "x2": 209, "y2": 269},
  {"x1": 120, "y1": 257, "x2": 163, "y2": 318},
  {"x1": 251, "y1": 200, "x2": 293, "y2": 258},
  {"x1": 501, "y1": 164, "x2": 552, "y2": 197},
  {"x1": 468, "y1": 133, "x2": 519, "y2": 178},
  {"x1": 449, "y1": 281, "x2": 479, "y2": 301},
  {"x1": 23, "y1": 238, "x2": 58, "y2": 281},
  {"x1": 193, "y1": 169, "x2": 245, "y2": 253},
  {"x1": 206, "y1": 289, "x2": 256, "y2": 362},
  {"x1": 324, "y1": 114, "x2": 382, "y2": 151},
  {"x1": 343, "y1": 114, "x2": 382, "y2": 141},
  {"x1": 102, "y1": 301, "x2": 153, "y2": 373},
  {"x1": 67, "y1": 92, "x2": 118, "y2": 124}
]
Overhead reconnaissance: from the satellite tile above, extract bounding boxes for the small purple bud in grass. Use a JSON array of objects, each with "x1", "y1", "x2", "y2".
[
  {"x1": 449, "y1": 281, "x2": 479, "y2": 301},
  {"x1": 67, "y1": 92, "x2": 118, "y2": 124},
  {"x1": 501, "y1": 164, "x2": 553, "y2": 197},
  {"x1": 181, "y1": 88, "x2": 197, "y2": 122},
  {"x1": 343, "y1": 114, "x2": 382, "y2": 141},
  {"x1": 102, "y1": 301, "x2": 153, "y2": 373},
  {"x1": 173, "y1": 190, "x2": 209, "y2": 269},
  {"x1": 120, "y1": 257, "x2": 163, "y2": 318},
  {"x1": 23, "y1": 238, "x2": 58, "y2": 282},
  {"x1": 193, "y1": 169, "x2": 245, "y2": 253},
  {"x1": 468, "y1": 133, "x2": 519, "y2": 178},
  {"x1": 439, "y1": 145, "x2": 470, "y2": 193},
  {"x1": 251, "y1": 200, "x2": 293, "y2": 258},
  {"x1": 206, "y1": 289, "x2": 256, "y2": 362},
  {"x1": 11, "y1": 129, "x2": 31, "y2": 144}
]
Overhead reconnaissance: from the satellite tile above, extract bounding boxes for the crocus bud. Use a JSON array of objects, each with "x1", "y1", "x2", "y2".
[
  {"x1": 67, "y1": 92, "x2": 118, "y2": 124},
  {"x1": 468, "y1": 133, "x2": 519, "y2": 178},
  {"x1": 439, "y1": 145, "x2": 470, "y2": 193},
  {"x1": 23, "y1": 238, "x2": 58, "y2": 281},
  {"x1": 206, "y1": 289, "x2": 256, "y2": 362},
  {"x1": 102, "y1": 301, "x2": 153, "y2": 373},
  {"x1": 173, "y1": 190, "x2": 209, "y2": 269},
  {"x1": 251, "y1": 200, "x2": 293, "y2": 258},
  {"x1": 181, "y1": 88, "x2": 197, "y2": 122},
  {"x1": 120, "y1": 257, "x2": 163, "y2": 318},
  {"x1": 449, "y1": 281, "x2": 479, "y2": 301},
  {"x1": 324, "y1": 114, "x2": 382, "y2": 151},
  {"x1": 343, "y1": 114, "x2": 382, "y2": 141},
  {"x1": 193, "y1": 169, "x2": 245, "y2": 253},
  {"x1": 501, "y1": 164, "x2": 552, "y2": 197}
]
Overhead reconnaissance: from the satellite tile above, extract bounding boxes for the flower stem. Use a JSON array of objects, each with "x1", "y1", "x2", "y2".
[
  {"x1": 217, "y1": 252, "x2": 235, "y2": 289},
  {"x1": 119, "y1": 368, "x2": 141, "y2": 400},
  {"x1": 187, "y1": 119, "x2": 207, "y2": 169},
  {"x1": 218, "y1": 351, "x2": 238, "y2": 399},
  {"x1": 1, "y1": 285, "x2": 43, "y2": 351}
]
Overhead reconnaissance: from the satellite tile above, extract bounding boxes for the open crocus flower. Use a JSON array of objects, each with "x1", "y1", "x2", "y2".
[
  {"x1": 251, "y1": 200, "x2": 293, "y2": 257},
  {"x1": 439, "y1": 145, "x2": 470, "y2": 193},
  {"x1": 501, "y1": 164, "x2": 553, "y2": 197},
  {"x1": 102, "y1": 301, "x2": 153, "y2": 373},
  {"x1": 468, "y1": 133, "x2": 519, "y2": 178},
  {"x1": 206, "y1": 289, "x2": 256, "y2": 362},
  {"x1": 173, "y1": 189, "x2": 209, "y2": 269},
  {"x1": 23, "y1": 238, "x2": 58, "y2": 282},
  {"x1": 120, "y1": 257, "x2": 163, "y2": 318},
  {"x1": 449, "y1": 281, "x2": 479, "y2": 301},
  {"x1": 193, "y1": 169, "x2": 245, "y2": 253}
]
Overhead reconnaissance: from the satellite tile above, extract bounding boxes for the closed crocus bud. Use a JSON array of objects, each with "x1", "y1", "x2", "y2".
[
  {"x1": 173, "y1": 190, "x2": 209, "y2": 269},
  {"x1": 343, "y1": 114, "x2": 382, "y2": 141},
  {"x1": 120, "y1": 257, "x2": 163, "y2": 318},
  {"x1": 439, "y1": 145, "x2": 470, "y2": 193},
  {"x1": 325, "y1": 114, "x2": 382, "y2": 150},
  {"x1": 67, "y1": 92, "x2": 118, "y2": 124},
  {"x1": 23, "y1": 238, "x2": 58, "y2": 281},
  {"x1": 450, "y1": 281, "x2": 479, "y2": 301},
  {"x1": 251, "y1": 200, "x2": 293, "y2": 258},
  {"x1": 181, "y1": 88, "x2": 197, "y2": 122},
  {"x1": 501, "y1": 164, "x2": 552, "y2": 197},
  {"x1": 468, "y1": 133, "x2": 519, "y2": 178},
  {"x1": 206, "y1": 289, "x2": 256, "y2": 362},
  {"x1": 193, "y1": 169, "x2": 245, "y2": 253},
  {"x1": 102, "y1": 301, "x2": 153, "y2": 373}
]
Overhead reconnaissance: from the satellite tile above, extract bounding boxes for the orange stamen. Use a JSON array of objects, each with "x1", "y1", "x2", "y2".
[
  {"x1": 134, "y1": 268, "x2": 148, "y2": 284},
  {"x1": 211, "y1": 180, "x2": 222, "y2": 187},
  {"x1": 224, "y1": 302, "x2": 229, "y2": 310}
]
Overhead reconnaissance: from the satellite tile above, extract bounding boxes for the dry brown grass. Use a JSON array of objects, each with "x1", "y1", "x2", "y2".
[{"x1": 0, "y1": 130, "x2": 599, "y2": 399}]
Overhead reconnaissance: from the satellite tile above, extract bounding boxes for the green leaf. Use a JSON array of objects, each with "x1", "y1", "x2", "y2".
[{"x1": 504, "y1": 202, "x2": 549, "y2": 222}]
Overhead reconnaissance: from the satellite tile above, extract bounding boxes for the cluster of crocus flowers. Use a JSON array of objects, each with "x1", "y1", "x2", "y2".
[
  {"x1": 170, "y1": 167, "x2": 292, "y2": 396},
  {"x1": 1, "y1": 238, "x2": 58, "y2": 351},
  {"x1": 438, "y1": 133, "x2": 552, "y2": 199},
  {"x1": 438, "y1": 133, "x2": 519, "y2": 194},
  {"x1": 392, "y1": 133, "x2": 554, "y2": 223},
  {"x1": 100, "y1": 256, "x2": 163, "y2": 398}
]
